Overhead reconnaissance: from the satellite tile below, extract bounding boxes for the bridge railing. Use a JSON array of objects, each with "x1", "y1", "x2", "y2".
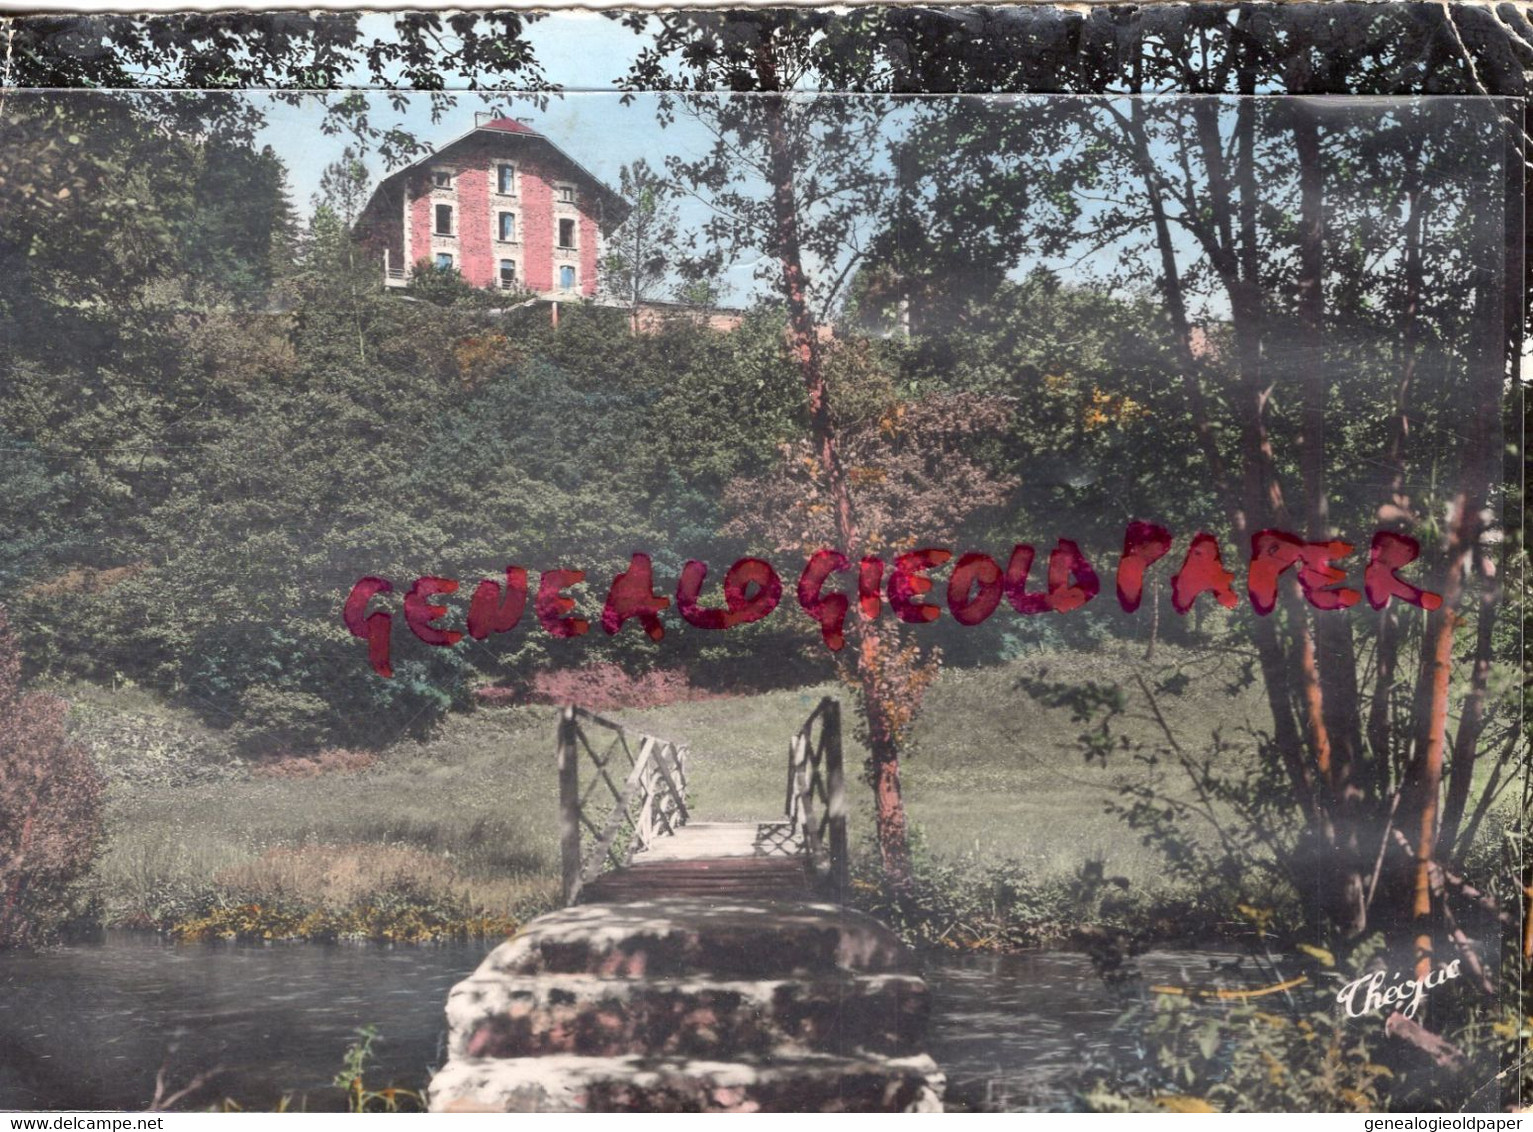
[
  {"x1": 557, "y1": 705, "x2": 689, "y2": 905},
  {"x1": 785, "y1": 696, "x2": 849, "y2": 900}
]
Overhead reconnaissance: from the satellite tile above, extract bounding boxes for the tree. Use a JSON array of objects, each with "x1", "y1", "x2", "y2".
[
  {"x1": 721, "y1": 342, "x2": 1018, "y2": 766},
  {"x1": 613, "y1": 3, "x2": 1526, "y2": 998},
  {"x1": 4, "y1": 12, "x2": 548, "y2": 164},
  {"x1": 603, "y1": 159, "x2": 681, "y2": 313},
  {"x1": 621, "y1": 11, "x2": 933, "y2": 882},
  {"x1": 299, "y1": 149, "x2": 380, "y2": 362},
  {"x1": 872, "y1": 7, "x2": 1522, "y2": 992}
]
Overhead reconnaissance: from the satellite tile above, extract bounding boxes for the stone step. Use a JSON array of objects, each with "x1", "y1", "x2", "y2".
[
  {"x1": 429, "y1": 1052, "x2": 945, "y2": 1112},
  {"x1": 478, "y1": 899, "x2": 918, "y2": 980},
  {"x1": 447, "y1": 970, "x2": 930, "y2": 1061}
]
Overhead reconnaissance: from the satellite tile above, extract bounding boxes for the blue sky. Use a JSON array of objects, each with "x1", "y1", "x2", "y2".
[
  {"x1": 257, "y1": 12, "x2": 654, "y2": 208},
  {"x1": 255, "y1": 12, "x2": 776, "y2": 299},
  {"x1": 257, "y1": 87, "x2": 771, "y2": 300},
  {"x1": 246, "y1": 14, "x2": 1212, "y2": 312}
]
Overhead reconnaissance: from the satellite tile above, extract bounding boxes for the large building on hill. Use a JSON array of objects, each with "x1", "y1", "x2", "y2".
[{"x1": 355, "y1": 115, "x2": 629, "y2": 298}]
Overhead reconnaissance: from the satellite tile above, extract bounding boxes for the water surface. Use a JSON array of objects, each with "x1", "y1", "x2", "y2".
[{"x1": 0, "y1": 933, "x2": 1244, "y2": 1111}]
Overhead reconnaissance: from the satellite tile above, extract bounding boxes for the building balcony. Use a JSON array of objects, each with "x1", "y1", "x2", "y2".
[{"x1": 383, "y1": 251, "x2": 410, "y2": 288}]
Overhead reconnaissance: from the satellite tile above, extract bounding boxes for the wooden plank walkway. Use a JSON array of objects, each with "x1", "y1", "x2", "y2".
[
  {"x1": 577, "y1": 821, "x2": 813, "y2": 903},
  {"x1": 558, "y1": 699, "x2": 847, "y2": 906}
]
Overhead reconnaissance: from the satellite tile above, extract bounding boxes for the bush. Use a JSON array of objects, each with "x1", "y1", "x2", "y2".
[
  {"x1": 1076, "y1": 994, "x2": 1394, "y2": 1113},
  {"x1": 1071, "y1": 933, "x2": 1525, "y2": 1112},
  {"x1": 525, "y1": 663, "x2": 723, "y2": 711},
  {"x1": 845, "y1": 829, "x2": 1229, "y2": 952},
  {"x1": 0, "y1": 606, "x2": 104, "y2": 946}
]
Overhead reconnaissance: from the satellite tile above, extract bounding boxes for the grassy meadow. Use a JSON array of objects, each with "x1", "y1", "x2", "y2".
[{"x1": 68, "y1": 641, "x2": 1297, "y2": 945}]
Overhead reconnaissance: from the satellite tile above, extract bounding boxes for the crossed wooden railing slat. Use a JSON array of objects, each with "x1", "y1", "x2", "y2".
[
  {"x1": 785, "y1": 697, "x2": 849, "y2": 901},
  {"x1": 558, "y1": 705, "x2": 691, "y2": 905},
  {"x1": 556, "y1": 698, "x2": 846, "y2": 905}
]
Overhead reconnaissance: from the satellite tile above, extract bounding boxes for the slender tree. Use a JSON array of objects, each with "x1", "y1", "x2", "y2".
[
  {"x1": 603, "y1": 159, "x2": 681, "y2": 316},
  {"x1": 620, "y1": 11, "x2": 926, "y2": 881}
]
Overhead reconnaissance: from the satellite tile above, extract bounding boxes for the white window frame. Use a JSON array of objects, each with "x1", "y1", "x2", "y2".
[
  {"x1": 554, "y1": 182, "x2": 577, "y2": 205},
  {"x1": 495, "y1": 163, "x2": 517, "y2": 196},
  {"x1": 434, "y1": 202, "x2": 456, "y2": 237},
  {"x1": 495, "y1": 209, "x2": 519, "y2": 244},
  {"x1": 430, "y1": 166, "x2": 456, "y2": 190},
  {"x1": 556, "y1": 215, "x2": 578, "y2": 251}
]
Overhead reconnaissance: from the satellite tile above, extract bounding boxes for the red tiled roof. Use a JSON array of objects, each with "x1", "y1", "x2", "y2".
[{"x1": 479, "y1": 117, "x2": 539, "y2": 135}]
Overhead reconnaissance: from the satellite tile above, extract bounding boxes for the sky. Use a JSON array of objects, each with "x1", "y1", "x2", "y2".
[
  {"x1": 256, "y1": 11, "x2": 652, "y2": 209},
  {"x1": 233, "y1": 13, "x2": 1430, "y2": 318},
  {"x1": 253, "y1": 12, "x2": 771, "y2": 303},
  {"x1": 246, "y1": 11, "x2": 1144, "y2": 310},
  {"x1": 9, "y1": 16, "x2": 1505, "y2": 324}
]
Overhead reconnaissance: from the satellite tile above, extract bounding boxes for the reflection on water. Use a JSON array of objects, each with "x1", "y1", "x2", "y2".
[
  {"x1": 925, "y1": 949, "x2": 1248, "y2": 1111},
  {"x1": 0, "y1": 933, "x2": 1243, "y2": 1112},
  {"x1": 0, "y1": 933, "x2": 476, "y2": 1111}
]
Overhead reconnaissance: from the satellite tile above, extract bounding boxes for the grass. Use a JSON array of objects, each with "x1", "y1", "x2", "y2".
[
  {"x1": 901, "y1": 649, "x2": 1273, "y2": 885},
  {"x1": 72, "y1": 642, "x2": 1276, "y2": 941},
  {"x1": 93, "y1": 705, "x2": 563, "y2": 934},
  {"x1": 604, "y1": 644, "x2": 1276, "y2": 889},
  {"x1": 71, "y1": 640, "x2": 1509, "y2": 946}
]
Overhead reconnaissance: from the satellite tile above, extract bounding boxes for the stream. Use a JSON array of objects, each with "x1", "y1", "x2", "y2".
[{"x1": 0, "y1": 933, "x2": 1249, "y2": 1112}]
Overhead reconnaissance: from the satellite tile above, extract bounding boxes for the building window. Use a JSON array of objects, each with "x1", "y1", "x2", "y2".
[
  {"x1": 435, "y1": 253, "x2": 454, "y2": 271},
  {"x1": 558, "y1": 218, "x2": 576, "y2": 249},
  {"x1": 432, "y1": 168, "x2": 454, "y2": 189},
  {"x1": 499, "y1": 259, "x2": 517, "y2": 289},
  {"x1": 555, "y1": 184, "x2": 576, "y2": 204},
  {"x1": 435, "y1": 204, "x2": 454, "y2": 235},
  {"x1": 498, "y1": 212, "x2": 516, "y2": 242},
  {"x1": 559, "y1": 264, "x2": 576, "y2": 290},
  {"x1": 497, "y1": 164, "x2": 516, "y2": 195}
]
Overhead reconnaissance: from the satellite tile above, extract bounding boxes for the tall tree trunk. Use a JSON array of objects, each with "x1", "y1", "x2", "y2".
[
  {"x1": 1290, "y1": 97, "x2": 1367, "y2": 933},
  {"x1": 752, "y1": 39, "x2": 911, "y2": 885},
  {"x1": 1369, "y1": 153, "x2": 1429, "y2": 802},
  {"x1": 1187, "y1": 91, "x2": 1360, "y2": 931},
  {"x1": 1128, "y1": 97, "x2": 1318, "y2": 822},
  {"x1": 1402, "y1": 276, "x2": 1502, "y2": 980},
  {"x1": 1437, "y1": 547, "x2": 1498, "y2": 862}
]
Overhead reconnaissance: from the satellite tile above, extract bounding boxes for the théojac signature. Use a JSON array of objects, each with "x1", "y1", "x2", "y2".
[{"x1": 1337, "y1": 961, "x2": 1463, "y2": 1021}]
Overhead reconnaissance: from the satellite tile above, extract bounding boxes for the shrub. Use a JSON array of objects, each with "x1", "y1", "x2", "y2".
[
  {"x1": 0, "y1": 605, "x2": 104, "y2": 946},
  {"x1": 524, "y1": 663, "x2": 722, "y2": 711},
  {"x1": 1076, "y1": 995, "x2": 1394, "y2": 1113},
  {"x1": 845, "y1": 830, "x2": 1213, "y2": 953}
]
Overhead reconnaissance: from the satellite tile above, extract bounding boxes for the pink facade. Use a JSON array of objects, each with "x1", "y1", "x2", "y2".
[{"x1": 358, "y1": 119, "x2": 626, "y2": 300}]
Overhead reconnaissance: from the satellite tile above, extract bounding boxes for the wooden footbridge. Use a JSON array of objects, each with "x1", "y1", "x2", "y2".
[
  {"x1": 427, "y1": 698, "x2": 945, "y2": 1113},
  {"x1": 555, "y1": 697, "x2": 850, "y2": 907}
]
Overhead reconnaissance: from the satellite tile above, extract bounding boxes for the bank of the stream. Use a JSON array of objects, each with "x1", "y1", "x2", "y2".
[{"x1": 0, "y1": 930, "x2": 1251, "y2": 1112}]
